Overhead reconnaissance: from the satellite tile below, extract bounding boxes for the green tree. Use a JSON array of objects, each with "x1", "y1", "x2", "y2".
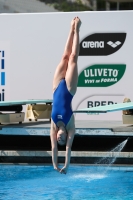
[{"x1": 39, "y1": 0, "x2": 92, "y2": 11}]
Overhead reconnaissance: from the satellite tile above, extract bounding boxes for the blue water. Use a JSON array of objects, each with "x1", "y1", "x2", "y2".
[{"x1": 0, "y1": 165, "x2": 133, "y2": 200}]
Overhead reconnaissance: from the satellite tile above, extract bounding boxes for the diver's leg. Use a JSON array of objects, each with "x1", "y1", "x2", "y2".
[
  {"x1": 65, "y1": 17, "x2": 81, "y2": 95},
  {"x1": 53, "y1": 18, "x2": 75, "y2": 91}
]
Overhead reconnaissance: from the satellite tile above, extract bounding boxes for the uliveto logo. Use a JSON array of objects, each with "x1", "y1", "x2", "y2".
[
  {"x1": 79, "y1": 33, "x2": 126, "y2": 56},
  {"x1": 78, "y1": 64, "x2": 126, "y2": 87}
]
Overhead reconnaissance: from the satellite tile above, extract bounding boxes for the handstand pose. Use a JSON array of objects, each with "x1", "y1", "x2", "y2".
[{"x1": 50, "y1": 17, "x2": 81, "y2": 174}]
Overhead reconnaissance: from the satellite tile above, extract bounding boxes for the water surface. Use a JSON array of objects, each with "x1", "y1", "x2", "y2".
[{"x1": 0, "y1": 165, "x2": 133, "y2": 200}]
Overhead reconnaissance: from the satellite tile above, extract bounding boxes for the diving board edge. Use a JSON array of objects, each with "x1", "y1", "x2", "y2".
[
  {"x1": 0, "y1": 99, "x2": 53, "y2": 106},
  {"x1": 73, "y1": 110, "x2": 107, "y2": 113},
  {"x1": 73, "y1": 102, "x2": 133, "y2": 114}
]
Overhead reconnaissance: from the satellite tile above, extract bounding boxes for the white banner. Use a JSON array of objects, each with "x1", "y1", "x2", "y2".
[
  {"x1": 0, "y1": 41, "x2": 10, "y2": 101},
  {"x1": 0, "y1": 11, "x2": 132, "y2": 120}
]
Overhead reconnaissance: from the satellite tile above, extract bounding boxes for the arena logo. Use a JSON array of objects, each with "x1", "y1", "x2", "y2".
[
  {"x1": 57, "y1": 115, "x2": 63, "y2": 119},
  {"x1": 107, "y1": 41, "x2": 121, "y2": 48},
  {"x1": 79, "y1": 33, "x2": 126, "y2": 56},
  {"x1": 82, "y1": 41, "x2": 104, "y2": 48}
]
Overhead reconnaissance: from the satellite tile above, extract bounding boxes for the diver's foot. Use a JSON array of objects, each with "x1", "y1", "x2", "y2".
[
  {"x1": 71, "y1": 17, "x2": 76, "y2": 31},
  {"x1": 75, "y1": 17, "x2": 82, "y2": 32}
]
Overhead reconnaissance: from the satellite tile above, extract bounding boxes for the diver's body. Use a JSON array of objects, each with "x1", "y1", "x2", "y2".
[{"x1": 50, "y1": 17, "x2": 81, "y2": 174}]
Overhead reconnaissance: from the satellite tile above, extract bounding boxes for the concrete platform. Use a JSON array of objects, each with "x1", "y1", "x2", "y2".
[
  {"x1": 1, "y1": 150, "x2": 133, "y2": 165},
  {"x1": 0, "y1": 120, "x2": 133, "y2": 136},
  {"x1": 1, "y1": 150, "x2": 133, "y2": 158},
  {"x1": 0, "y1": 120, "x2": 133, "y2": 165},
  {"x1": 0, "y1": 119, "x2": 127, "y2": 129}
]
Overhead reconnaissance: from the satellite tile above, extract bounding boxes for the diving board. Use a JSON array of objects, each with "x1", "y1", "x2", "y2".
[
  {"x1": 0, "y1": 99, "x2": 52, "y2": 106},
  {"x1": 73, "y1": 102, "x2": 133, "y2": 114},
  {"x1": 0, "y1": 99, "x2": 52, "y2": 112},
  {"x1": 0, "y1": 99, "x2": 53, "y2": 124}
]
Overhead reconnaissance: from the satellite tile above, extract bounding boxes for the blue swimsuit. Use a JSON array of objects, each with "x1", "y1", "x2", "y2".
[{"x1": 51, "y1": 79, "x2": 73, "y2": 126}]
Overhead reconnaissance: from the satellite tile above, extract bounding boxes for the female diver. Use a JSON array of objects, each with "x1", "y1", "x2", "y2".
[{"x1": 51, "y1": 17, "x2": 81, "y2": 174}]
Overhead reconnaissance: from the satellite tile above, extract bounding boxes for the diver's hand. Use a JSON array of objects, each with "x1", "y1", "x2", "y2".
[
  {"x1": 60, "y1": 166, "x2": 68, "y2": 174},
  {"x1": 54, "y1": 167, "x2": 61, "y2": 172}
]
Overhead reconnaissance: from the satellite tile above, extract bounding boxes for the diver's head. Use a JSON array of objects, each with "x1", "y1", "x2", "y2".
[{"x1": 57, "y1": 126, "x2": 67, "y2": 146}]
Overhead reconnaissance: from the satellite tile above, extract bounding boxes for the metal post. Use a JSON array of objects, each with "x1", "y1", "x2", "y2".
[
  {"x1": 117, "y1": 1, "x2": 120, "y2": 10},
  {"x1": 106, "y1": 1, "x2": 110, "y2": 10},
  {"x1": 93, "y1": 0, "x2": 97, "y2": 11}
]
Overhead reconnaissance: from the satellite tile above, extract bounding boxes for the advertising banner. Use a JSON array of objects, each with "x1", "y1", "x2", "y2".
[
  {"x1": 0, "y1": 42, "x2": 10, "y2": 101},
  {"x1": 0, "y1": 11, "x2": 132, "y2": 120}
]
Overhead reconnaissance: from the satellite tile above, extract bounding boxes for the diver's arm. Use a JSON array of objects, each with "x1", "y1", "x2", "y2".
[
  {"x1": 60, "y1": 127, "x2": 75, "y2": 174},
  {"x1": 50, "y1": 124, "x2": 60, "y2": 172}
]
